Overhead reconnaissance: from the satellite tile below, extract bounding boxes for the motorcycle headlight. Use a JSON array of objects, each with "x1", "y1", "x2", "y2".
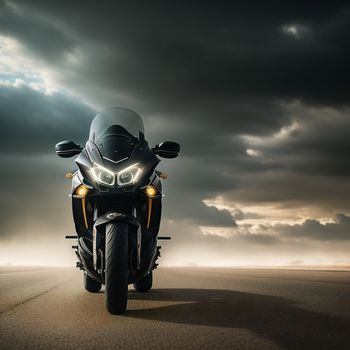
[
  {"x1": 91, "y1": 163, "x2": 115, "y2": 187},
  {"x1": 117, "y1": 163, "x2": 142, "y2": 187}
]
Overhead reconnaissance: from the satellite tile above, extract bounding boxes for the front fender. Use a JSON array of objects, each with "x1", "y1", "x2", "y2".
[{"x1": 94, "y1": 212, "x2": 139, "y2": 228}]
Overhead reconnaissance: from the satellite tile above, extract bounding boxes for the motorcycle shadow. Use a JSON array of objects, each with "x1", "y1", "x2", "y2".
[{"x1": 127, "y1": 288, "x2": 350, "y2": 350}]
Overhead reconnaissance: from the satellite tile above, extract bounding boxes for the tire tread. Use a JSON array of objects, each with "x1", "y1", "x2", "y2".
[{"x1": 105, "y1": 222, "x2": 128, "y2": 314}]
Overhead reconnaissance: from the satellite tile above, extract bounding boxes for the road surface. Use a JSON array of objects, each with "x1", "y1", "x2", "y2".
[{"x1": 1, "y1": 267, "x2": 350, "y2": 350}]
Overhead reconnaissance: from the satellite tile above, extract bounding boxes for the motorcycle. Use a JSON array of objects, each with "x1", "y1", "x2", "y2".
[{"x1": 55, "y1": 107, "x2": 180, "y2": 314}]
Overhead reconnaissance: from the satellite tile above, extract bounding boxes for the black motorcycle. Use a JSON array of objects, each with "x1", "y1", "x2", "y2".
[{"x1": 55, "y1": 107, "x2": 180, "y2": 314}]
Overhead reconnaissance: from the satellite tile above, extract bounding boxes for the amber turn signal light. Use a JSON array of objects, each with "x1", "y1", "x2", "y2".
[
  {"x1": 145, "y1": 185, "x2": 157, "y2": 198},
  {"x1": 75, "y1": 185, "x2": 89, "y2": 197}
]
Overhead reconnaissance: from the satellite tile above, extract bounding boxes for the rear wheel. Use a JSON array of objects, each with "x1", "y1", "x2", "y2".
[
  {"x1": 105, "y1": 222, "x2": 128, "y2": 314},
  {"x1": 83, "y1": 272, "x2": 102, "y2": 293},
  {"x1": 133, "y1": 271, "x2": 153, "y2": 292},
  {"x1": 84, "y1": 272, "x2": 102, "y2": 293}
]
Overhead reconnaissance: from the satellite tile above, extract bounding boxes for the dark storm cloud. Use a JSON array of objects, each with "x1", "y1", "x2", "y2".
[
  {"x1": 246, "y1": 104, "x2": 350, "y2": 177},
  {"x1": 1, "y1": 0, "x2": 350, "y2": 110},
  {"x1": 2, "y1": 0, "x2": 349, "y2": 159},
  {"x1": 220, "y1": 171, "x2": 350, "y2": 215},
  {"x1": 0, "y1": 1, "x2": 76, "y2": 62},
  {"x1": 276, "y1": 214, "x2": 350, "y2": 241},
  {"x1": 0, "y1": 84, "x2": 95, "y2": 153}
]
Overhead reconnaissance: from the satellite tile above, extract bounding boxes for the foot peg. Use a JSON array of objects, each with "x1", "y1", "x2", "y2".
[
  {"x1": 158, "y1": 236, "x2": 171, "y2": 240},
  {"x1": 65, "y1": 235, "x2": 78, "y2": 239}
]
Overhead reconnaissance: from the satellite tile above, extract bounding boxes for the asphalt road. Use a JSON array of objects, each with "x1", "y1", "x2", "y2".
[{"x1": 1, "y1": 267, "x2": 350, "y2": 350}]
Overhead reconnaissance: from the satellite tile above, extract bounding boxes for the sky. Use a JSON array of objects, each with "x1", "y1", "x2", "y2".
[{"x1": 0, "y1": 0, "x2": 350, "y2": 266}]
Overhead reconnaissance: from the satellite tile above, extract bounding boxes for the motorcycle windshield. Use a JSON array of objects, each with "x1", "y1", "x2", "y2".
[{"x1": 89, "y1": 107, "x2": 145, "y2": 162}]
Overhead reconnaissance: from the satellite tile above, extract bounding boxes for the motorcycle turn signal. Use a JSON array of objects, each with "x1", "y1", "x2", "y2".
[
  {"x1": 74, "y1": 185, "x2": 89, "y2": 197},
  {"x1": 145, "y1": 185, "x2": 157, "y2": 198}
]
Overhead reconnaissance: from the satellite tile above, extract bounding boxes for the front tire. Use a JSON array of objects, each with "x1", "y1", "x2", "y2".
[
  {"x1": 133, "y1": 271, "x2": 153, "y2": 292},
  {"x1": 84, "y1": 272, "x2": 101, "y2": 293},
  {"x1": 105, "y1": 222, "x2": 128, "y2": 314}
]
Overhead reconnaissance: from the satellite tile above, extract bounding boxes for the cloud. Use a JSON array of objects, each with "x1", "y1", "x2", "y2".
[
  {"x1": 0, "y1": 84, "x2": 94, "y2": 154},
  {"x1": 281, "y1": 24, "x2": 309, "y2": 39},
  {"x1": 1, "y1": 1, "x2": 350, "y2": 108},
  {"x1": 277, "y1": 214, "x2": 350, "y2": 241}
]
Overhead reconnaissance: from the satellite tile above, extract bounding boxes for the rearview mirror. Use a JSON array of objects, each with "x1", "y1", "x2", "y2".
[
  {"x1": 153, "y1": 141, "x2": 180, "y2": 159},
  {"x1": 55, "y1": 140, "x2": 82, "y2": 158}
]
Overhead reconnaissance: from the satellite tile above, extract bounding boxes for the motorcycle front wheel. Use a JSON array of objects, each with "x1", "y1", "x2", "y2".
[{"x1": 105, "y1": 222, "x2": 128, "y2": 314}]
